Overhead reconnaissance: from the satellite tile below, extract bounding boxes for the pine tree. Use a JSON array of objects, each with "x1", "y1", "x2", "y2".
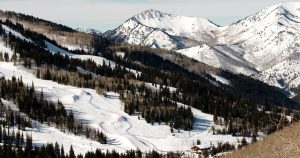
[
  {"x1": 61, "y1": 145, "x2": 65, "y2": 158},
  {"x1": 25, "y1": 134, "x2": 32, "y2": 157},
  {"x1": 241, "y1": 137, "x2": 248, "y2": 147},
  {"x1": 69, "y1": 145, "x2": 75, "y2": 158},
  {"x1": 251, "y1": 134, "x2": 257, "y2": 143},
  {"x1": 55, "y1": 142, "x2": 61, "y2": 158},
  {"x1": 0, "y1": 125, "x2": 2, "y2": 143},
  {"x1": 213, "y1": 108, "x2": 218, "y2": 124},
  {"x1": 136, "y1": 149, "x2": 142, "y2": 158},
  {"x1": 16, "y1": 130, "x2": 20, "y2": 148}
]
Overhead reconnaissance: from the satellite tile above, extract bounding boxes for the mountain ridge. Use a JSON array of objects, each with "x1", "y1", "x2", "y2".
[
  {"x1": 104, "y1": 2, "x2": 300, "y2": 95},
  {"x1": 104, "y1": 8, "x2": 218, "y2": 50}
]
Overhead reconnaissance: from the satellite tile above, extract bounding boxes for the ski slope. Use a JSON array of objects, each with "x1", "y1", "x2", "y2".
[
  {"x1": 0, "y1": 61, "x2": 247, "y2": 154},
  {"x1": 45, "y1": 40, "x2": 141, "y2": 77},
  {"x1": 44, "y1": 41, "x2": 116, "y2": 68},
  {"x1": 2, "y1": 24, "x2": 32, "y2": 43},
  {"x1": 1, "y1": 99, "x2": 121, "y2": 156}
]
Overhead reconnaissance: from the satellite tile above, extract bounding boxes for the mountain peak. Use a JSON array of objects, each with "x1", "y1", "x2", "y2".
[
  {"x1": 105, "y1": 8, "x2": 219, "y2": 50},
  {"x1": 231, "y1": 2, "x2": 300, "y2": 27},
  {"x1": 134, "y1": 9, "x2": 171, "y2": 20}
]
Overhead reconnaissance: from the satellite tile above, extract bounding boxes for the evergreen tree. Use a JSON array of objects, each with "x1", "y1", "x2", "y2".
[{"x1": 69, "y1": 145, "x2": 75, "y2": 158}]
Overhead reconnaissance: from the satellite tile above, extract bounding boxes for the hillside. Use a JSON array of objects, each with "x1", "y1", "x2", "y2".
[
  {"x1": 222, "y1": 121, "x2": 300, "y2": 158},
  {"x1": 0, "y1": 10, "x2": 111, "y2": 52}
]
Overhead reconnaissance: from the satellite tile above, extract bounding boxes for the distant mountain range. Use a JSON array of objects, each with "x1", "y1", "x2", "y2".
[{"x1": 104, "y1": 2, "x2": 300, "y2": 96}]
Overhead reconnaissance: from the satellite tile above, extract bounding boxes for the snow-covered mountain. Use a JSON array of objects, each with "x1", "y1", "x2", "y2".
[
  {"x1": 104, "y1": 9, "x2": 218, "y2": 50},
  {"x1": 105, "y1": 2, "x2": 300, "y2": 95},
  {"x1": 218, "y1": 2, "x2": 300, "y2": 94},
  {"x1": 217, "y1": 2, "x2": 300, "y2": 69}
]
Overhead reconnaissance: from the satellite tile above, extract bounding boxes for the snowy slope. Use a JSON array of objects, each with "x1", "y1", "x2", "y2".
[
  {"x1": 2, "y1": 24, "x2": 32, "y2": 43},
  {"x1": 0, "y1": 61, "x2": 248, "y2": 154},
  {"x1": 216, "y1": 2, "x2": 300, "y2": 69},
  {"x1": 44, "y1": 40, "x2": 143, "y2": 78},
  {"x1": 219, "y1": 2, "x2": 300, "y2": 94},
  {"x1": 1, "y1": 99, "x2": 122, "y2": 156},
  {"x1": 255, "y1": 57, "x2": 300, "y2": 96},
  {"x1": 45, "y1": 40, "x2": 116, "y2": 67},
  {"x1": 177, "y1": 44, "x2": 258, "y2": 75}
]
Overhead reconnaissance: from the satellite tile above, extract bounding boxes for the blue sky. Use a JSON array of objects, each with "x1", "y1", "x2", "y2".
[{"x1": 0, "y1": 0, "x2": 297, "y2": 31}]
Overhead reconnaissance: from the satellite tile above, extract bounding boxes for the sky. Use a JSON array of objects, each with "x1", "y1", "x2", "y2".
[{"x1": 0, "y1": 0, "x2": 297, "y2": 31}]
